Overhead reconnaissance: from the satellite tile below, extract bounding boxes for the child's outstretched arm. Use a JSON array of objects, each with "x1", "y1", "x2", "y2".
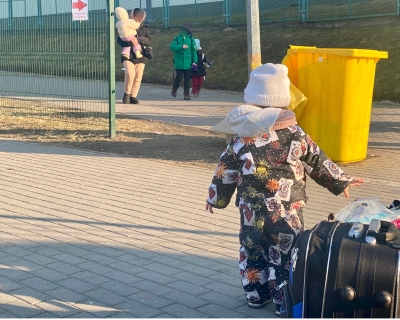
[
  {"x1": 300, "y1": 134, "x2": 364, "y2": 197},
  {"x1": 205, "y1": 138, "x2": 240, "y2": 214}
]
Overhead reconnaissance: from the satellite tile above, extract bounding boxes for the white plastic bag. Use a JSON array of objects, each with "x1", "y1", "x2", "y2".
[{"x1": 335, "y1": 198, "x2": 400, "y2": 224}]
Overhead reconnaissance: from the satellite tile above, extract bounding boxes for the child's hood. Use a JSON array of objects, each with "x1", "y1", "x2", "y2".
[
  {"x1": 225, "y1": 105, "x2": 282, "y2": 137},
  {"x1": 129, "y1": 9, "x2": 146, "y2": 24},
  {"x1": 115, "y1": 7, "x2": 129, "y2": 21}
]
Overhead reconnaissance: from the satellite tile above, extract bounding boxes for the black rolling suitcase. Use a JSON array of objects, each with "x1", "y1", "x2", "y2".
[{"x1": 281, "y1": 220, "x2": 400, "y2": 318}]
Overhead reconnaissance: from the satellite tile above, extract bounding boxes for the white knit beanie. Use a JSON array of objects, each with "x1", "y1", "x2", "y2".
[{"x1": 244, "y1": 63, "x2": 291, "y2": 107}]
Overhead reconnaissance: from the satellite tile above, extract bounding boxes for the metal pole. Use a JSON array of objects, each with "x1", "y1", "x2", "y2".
[
  {"x1": 223, "y1": 0, "x2": 231, "y2": 26},
  {"x1": 163, "y1": 0, "x2": 169, "y2": 28},
  {"x1": 37, "y1": 0, "x2": 42, "y2": 30},
  {"x1": 246, "y1": 0, "x2": 261, "y2": 78},
  {"x1": 108, "y1": 0, "x2": 116, "y2": 138},
  {"x1": 8, "y1": 0, "x2": 12, "y2": 32}
]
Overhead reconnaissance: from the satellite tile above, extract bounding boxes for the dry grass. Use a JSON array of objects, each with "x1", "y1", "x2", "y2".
[{"x1": 0, "y1": 110, "x2": 225, "y2": 170}]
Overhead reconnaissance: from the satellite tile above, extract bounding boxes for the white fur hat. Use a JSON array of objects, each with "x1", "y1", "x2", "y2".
[{"x1": 244, "y1": 63, "x2": 291, "y2": 107}]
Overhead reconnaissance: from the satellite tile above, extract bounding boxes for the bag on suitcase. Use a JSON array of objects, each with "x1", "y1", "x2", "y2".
[{"x1": 281, "y1": 219, "x2": 400, "y2": 318}]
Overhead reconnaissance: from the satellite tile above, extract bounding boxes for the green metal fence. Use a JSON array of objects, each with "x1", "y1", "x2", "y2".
[
  {"x1": 0, "y1": 0, "x2": 115, "y2": 136},
  {"x1": 118, "y1": 0, "x2": 399, "y2": 25}
]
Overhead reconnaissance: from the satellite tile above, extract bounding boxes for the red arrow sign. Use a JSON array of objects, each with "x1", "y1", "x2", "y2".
[{"x1": 72, "y1": 0, "x2": 87, "y2": 11}]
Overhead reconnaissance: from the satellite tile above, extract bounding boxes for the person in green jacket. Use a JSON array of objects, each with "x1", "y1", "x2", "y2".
[{"x1": 170, "y1": 23, "x2": 198, "y2": 100}]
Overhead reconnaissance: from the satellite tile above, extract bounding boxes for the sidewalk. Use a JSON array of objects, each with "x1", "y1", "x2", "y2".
[{"x1": 0, "y1": 83, "x2": 399, "y2": 317}]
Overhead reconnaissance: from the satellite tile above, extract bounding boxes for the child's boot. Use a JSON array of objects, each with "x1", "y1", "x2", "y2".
[{"x1": 134, "y1": 50, "x2": 143, "y2": 59}]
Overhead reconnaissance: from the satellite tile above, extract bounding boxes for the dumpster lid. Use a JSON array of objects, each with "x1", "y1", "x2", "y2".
[{"x1": 287, "y1": 45, "x2": 388, "y2": 59}]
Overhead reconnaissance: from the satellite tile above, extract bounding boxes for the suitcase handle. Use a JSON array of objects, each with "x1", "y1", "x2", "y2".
[{"x1": 366, "y1": 220, "x2": 398, "y2": 241}]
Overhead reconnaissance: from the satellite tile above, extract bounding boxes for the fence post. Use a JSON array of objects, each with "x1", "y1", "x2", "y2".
[
  {"x1": 246, "y1": 0, "x2": 262, "y2": 78},
  {"x1": 348, "y1": 0, "x2": 352, "y2": 16},
  {"x1": 108, "y1": 0, "x2": 116, "y2": 138},
  {"x1": 299, "y1": 0, "x2": 308, "y2": 22},
  {"x1": 398, "y1": 0, "x2": 399, "y2": 14},
  {"x1": 37, "y1": 0, "x2": 43, "y2": 30},
  {"x1": 223, "y1": 0, "x2": 231, "y2": 26},
  {"x1": 163, "y1": 0, "x2": 169, "y2": 28},
  {"x1": 7, "y1": 0, "x2": 12, "y2": 32}
]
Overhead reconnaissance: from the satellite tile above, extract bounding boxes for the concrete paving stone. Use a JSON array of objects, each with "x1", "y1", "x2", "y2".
[
  {"x1": 19, "y1": 277, "x2": 59, "y2": 292},
  {"x1": 198, "y1": 291, "x2": 246, "y2": 309},
  {"x1": 57, "y1": 278, "x2": 97, "y2": 293},
  {"x1": 8, "y1": 287, "x2": 51, "y2": 305},
  {"x1": 163, "y1": 291, "x2": 209, "y2": 309},
  {"x1": 108, "y1": 311, "x2": 140, "y2": 318},
  {"x1": 103, "y1": 269, "x2": 144, "y2": 284},
  {"x1": 136, "y1": 270, "x2": 178, "y2": 285},
  {"x1": 84, "y1": 288, "x2": 127, "y2": 306},
  {"x1": 90, "y1": 246, "x2": 129, "y2": 258},
  {"x1": 0, "y1": 267, "x2": 34, "y2": 281},
  {"x1": 0, "y1": 278, "x2": 24, "y2": 292},
  {"x1": 53, "y1": 253, "x2": 88, "y2": 265},
  {"x1": 177, "y1": 263, "x2": 218, "y2": 277},
  {"x1": 130, "y1": 280, "x2": 176, "y2": 296},
  {"x1": 0, "y1": 298, "x2": 45, "y2": 318},
  {"x1": 84, "y1": 252, "x2": 122, "y2": 265},
  {"x1": 123, "y1": 248, "x2": 160, "y2": 259},
  {"x1": 204, "y1": 281, "x2": 245, "y2": 298},
  {"x1": 161, "y1": 303, "x2": 211, "y2": 318},
  {"x1": 234, "y1": 304, "x2": 277, "y2": 318},
  {"x1": 198, "y1": 303, "x2": 249, "y2": 318},
  {"x1": 0, "y1": 292, "x2": 18, "y2": 304},
  {"x1": 142, "y1": 263, "x2": 182, "y2": 276},
  {"x1": 32, "y1": 311, "x2": 62, "y2": 318},
  {"x1": 128, "y1": 291, "x2": 174, "y2": 309},
  {"x1": 165, "y1": 280, "x2": 212, "y2": 297},
  {"x1": 28, "y1": 268, "x2": 69, "y2": 283},
  {"x1": 73, "y1": 299, "x2": 123, "y2": 318},
  {"x1": 153, "y1": 313, "x2": 177, "y2": 318},
  {"x1": 44, "y1": 287, "x2": 88, "y2": 304},
  {"x1": 67, "y1": 311, "x2": 105, "y2": 318},
  {"x1": 20, "y1": 253, "x2": 58, "y2": 266},
  {"x1": 45, "y1": 261, "x2": 84, "y2": 275},
  {"x1": 99, "y1": 279, "x2": 140, "y2": 297},
  {"x1": 208, "y1": 272, "x2": 241, "y2": 286},
  {"x1": 178, "y1": 255, "x2": 222, "y2": 268},
  {"x1": 0, "y1": 255, "x2": 20, "y2": 265},
  {"x1": 116, "y1": 254, "x2": 153, "y2": 266},
  {"x1": 83, "y1": 274, "x2": 111, "y2": 286},
  {"x1": 75, "y1": 261, "x2": 114, "y2": 275},
  {"x1": 33, "y1": 300, "x2": 79, "y2": 317},
  {"x1": 170, "y1": 270, "x2": 214, "y2": 286},
  {"x1": 3, "y1": 246, "x2": 33, "y2": 257},
  {"x1": 29, "y1": 247, "x2": 65, "y2": 257},
  {"x1": 113, "y1": 301, "x2": 162, "y2": 318},
  {"x1": 57, "y1": 245, "x2": 93, "y2": 257},
  {"x1": 106, "y1": 261, "x2": 147, "y2": 275},
  {"x1": 70, "y1": 270, "x2": 97, "y2": 281}
]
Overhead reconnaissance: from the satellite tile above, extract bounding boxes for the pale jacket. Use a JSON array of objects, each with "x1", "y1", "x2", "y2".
[{"x1": 115, "y1": 7, "x2": 140, "y2": 39}]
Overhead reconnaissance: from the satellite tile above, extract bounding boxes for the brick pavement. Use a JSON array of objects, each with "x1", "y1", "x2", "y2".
[{"x1": 0, "y1": 83, "x2": 399, "y2": 317}]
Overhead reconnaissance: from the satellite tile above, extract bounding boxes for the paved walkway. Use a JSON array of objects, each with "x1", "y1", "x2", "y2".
[{"x1": 0, "y1": 83, "x2": 399, "y2": 318}]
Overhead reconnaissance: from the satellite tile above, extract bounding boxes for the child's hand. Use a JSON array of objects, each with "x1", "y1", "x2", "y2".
[
  {"x1": 205, "y1": 203, "x2": 214, "y2": 214},
  {"x1": 343, "y1": 177, "x2": 365, "y2": 199}
]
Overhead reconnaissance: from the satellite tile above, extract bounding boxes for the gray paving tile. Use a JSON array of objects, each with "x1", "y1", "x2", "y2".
[
  {"x1": 114, "y1": 301, "x2": 162, "y2": 318},
  {"x1": 162, "y1": 291, "x2": 209, "y2": 309},
  {"x1": 137, "y1": 270, "x2": 176, "y2": 284},
  {"x1": 131, "y1": 280, "x2": 176, "y2": 296},
  {"x1": 31, "y1": 268, "x2": 70, "y2": 282},
  {"x1": 102, "y1": 270, "x2": 143, "y2": 284},
  {"x1": 198, "y1": 291, "x2": 246, "y2": 309},
  {"x1": 128, "y1": 291, "x2": 174, "y2": 308},
  {"x1": 76, "y1": 261, "x2": 114, "y2": 275},
  {"x1": 84, "y1": 288, "x2": 127, "y2": 306},
  {"x1": 0, "y1": 298, "x2": 45, "y2": 317},
  {"x1": 198, "y1": 304, "x2": 248, "y2": 318},
  {"x1": 45, "y1": 287, "x2": 88, "y2": 303},
  {"x1": 99, "y1": 280, "x2": 141, "y2": 296},
  {"x1": 161, "y1": 303, "x2": 210, "y2": 318},
  {"x1": 57, "y1": 278, "x2": 96, "y2": 293},
  {"x1": 45, "y1": 261, "x2": 83, "y2": 274}
]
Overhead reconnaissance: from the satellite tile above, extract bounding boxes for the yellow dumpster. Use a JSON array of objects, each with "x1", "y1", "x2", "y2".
[{"x1": 282, "y1": 45, "x2": 388, "y2": 163}]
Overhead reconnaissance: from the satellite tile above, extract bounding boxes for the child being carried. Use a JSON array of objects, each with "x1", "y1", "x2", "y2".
[{"x1": 115, "y1": 7, "x2": 143, "y2": 59}]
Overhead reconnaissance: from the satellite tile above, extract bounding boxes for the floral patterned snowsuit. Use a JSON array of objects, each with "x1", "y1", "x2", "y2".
[{"x1": 206, "y1": 125, "x2": 352, "y2": 305}]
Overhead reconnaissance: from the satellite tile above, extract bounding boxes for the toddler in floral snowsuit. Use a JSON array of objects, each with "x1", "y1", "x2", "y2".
[{"x1": 205, "y1": 63, "x2": 364, "y2": 315}]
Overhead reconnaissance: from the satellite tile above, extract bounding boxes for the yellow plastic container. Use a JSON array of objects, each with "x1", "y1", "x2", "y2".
[{"x1": 282, "y1": 45, "x2": 388, "y2": 163}]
